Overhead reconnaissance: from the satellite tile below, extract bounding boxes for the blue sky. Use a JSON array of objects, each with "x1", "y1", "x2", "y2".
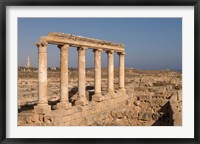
[{"x1": 18, "y1": 18, "x2": 182, "y2": 70}]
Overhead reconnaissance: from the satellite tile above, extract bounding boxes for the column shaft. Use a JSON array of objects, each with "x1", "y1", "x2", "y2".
[
  {"x1": 57, "y1": 45, "x2": 71, "y2": 109},
  {"x1": 94, "y1": 49, "x2": 101, "y2": 94},
  {"x1": 59, "y1": 45, "x2": 69, "y2": 102},
  {"x1": 76, "y1": 47, "x2": 88, "y2": 106},
  {"x1": 118, "y1": 52, "x2": 125, "y2": 89},
  {"x1": 107, "y1": 50, "x2": 114, "y2": 93},
  {"x1": 34, "y1": 42, "x2": 51, "y2": 114},
  {"x1": 93, "y1": 49, "x2": 103, "y2": 102},
  {"x1": 37, "y1": 42, "x2": 48, "y2": 105},
  {"x1": 78, "y1": 47, "x2": 86, "y2": 97}
]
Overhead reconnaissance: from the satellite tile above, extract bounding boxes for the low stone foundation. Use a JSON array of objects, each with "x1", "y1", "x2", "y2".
[
  {"x1": 18, "y1": 90, "x2": 182, "y2": 126},
  {"x1": 18, "y1": 92, "x2": 128, "y2": 126}
]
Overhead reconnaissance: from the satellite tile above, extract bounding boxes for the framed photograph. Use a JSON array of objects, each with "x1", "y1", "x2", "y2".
[{"x1": 0, "y1": 0, "x2": 199, "y2": 144}]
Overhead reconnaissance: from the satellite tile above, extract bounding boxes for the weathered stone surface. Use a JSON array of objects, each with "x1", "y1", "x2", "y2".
[
  {"x1": 57, "y1": 102, "x2": 71, "y2": 110},
  {"x1": 44, "y1": 32, "x2": 125, "y2": 52},
  {"x1": 58, "y1": 44, "x2": 70, "y2": 104},
  {"x1": 34, "y1": 105, "x2": 51, "y2": 114},
  {"x1": 134, "y1": 100, "x2": 141, "y2": 106},
  {"x1": 107, "y1": 50, "x2": 114, "y2": 94},
  {"x1": 139, "y1": 113, "x2": 152, "y2": 121}
]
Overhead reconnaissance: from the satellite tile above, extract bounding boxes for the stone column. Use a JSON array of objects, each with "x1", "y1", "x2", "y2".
[
  {"x1": 93, "y1": 49, "x2": 103, "y2": 102},
  {"x1": 34, "y1": 42, "x2": 51, "y2": 114},
  {"x1": 76, "y1": 47, "x2": 88, "y2": 106},
  {"x1": 57, "y1": 45, "x2": 71, "y2": 109},
  {"x1": 118, "y1": 51, "x2": 126, "y2": 93},
  {"x1": 106, "y1": 50, "x2": 115, "y2": 95}
]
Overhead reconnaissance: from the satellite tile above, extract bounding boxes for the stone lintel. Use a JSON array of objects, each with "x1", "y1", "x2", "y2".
[
  {"x1": 48, "y1": 32, "x2": 124, "y2": 46},
  {"x1": 40, "y1": 35, "x2": 125, "y2": 52}
]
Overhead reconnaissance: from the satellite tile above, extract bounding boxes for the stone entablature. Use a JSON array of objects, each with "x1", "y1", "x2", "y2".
[
  {"x1": 40, "y1": 32, "x2": 125, "y2": 52},
  {"x1": 34, "y1": 32, "x2": 126, "y2": 114}
]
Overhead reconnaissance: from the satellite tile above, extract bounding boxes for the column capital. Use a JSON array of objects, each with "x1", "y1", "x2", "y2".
[
  {"x1": 117, "y1": 51, "x2": 126, "y2": 56},
  {"x1": 57, "y1": 44, "x2": 69, "y2": 49},
  {"x1": 35, "y1": 42, "x2": 48, "y2": 47},
  {"x1": 35, "y1": 42, "x2": 48, "y2": 53},
  {"x1": 106, "y1": 50, "x2": 114, "y2": 55},
  {"x1": 77, "y1": 47, "x2": 87, "y2": 51},
  {"x1": 93, "y1": 49, "x2": 102, "y2": 53}
]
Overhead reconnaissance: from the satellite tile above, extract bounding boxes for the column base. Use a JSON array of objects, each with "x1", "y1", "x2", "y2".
[
  {"x1": 75, "y1": 97, "x2": 88, "y2": 106},
  {"x1": 118, "y1": 88, "x2": 126, "y2": 95},
  {"x1": 34, "y1": 104, "x2": 51, "y2": 114},
  {"x1": 108, "y1": 91, "x2": 118, "y2": 99},
  {"x1": 111, "y1": 93, "x2": 119, "y2": 99},
  {"x1": 57, "y1": 102, "x2": 71, "y2": 110},
  {"x1": 92, "y1": 93, "x2": 104, "y2": 102}
]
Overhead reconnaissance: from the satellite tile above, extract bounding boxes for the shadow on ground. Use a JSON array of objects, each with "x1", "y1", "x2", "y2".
[{"x1": 152, "y1": 102, "x2": 173, "y2": 126}]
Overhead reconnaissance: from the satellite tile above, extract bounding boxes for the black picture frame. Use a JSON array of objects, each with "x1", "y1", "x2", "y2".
[{"x1": 0, "y1": 0, "x2": 199, "y2": 144}]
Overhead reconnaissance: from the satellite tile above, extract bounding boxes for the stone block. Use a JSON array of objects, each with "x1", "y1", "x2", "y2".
[
  {"x1": 151, "y1": 99, "x2": 165, "y2": 107},
  {"x1": 64, "y1": 109, "x2": 73, "y2": 116},
  {"x1": 170, "y1": 92, "x2": 178, "y2": 104},
  {"x1": 44, "y1": 115, "x2": 53, "y2": 123},
  {"x1": 86, "y1": 117, "x2": 95, "y2": 125},
  {"x1": 126, "y1": 111, "x2": 138, "y2": 119},
  {"x1": 173, "y1": 119, "x2": 182, "y2": 126},
  {"x1": 139, "y1": 94, "x2": 152, "y2": 102},
  {"x1": 87, "y1": 102, "x2": 95, "y2": 110},
  {"x1": 173, "y1": 113, "x2": 182, "y2": 120},
  {"x1": 156, "y1": 87, "x2": 167, "y2": 94},
  {"x1": 46, "y1": 123, "x2": 53, "y2": 126},
  {"x1": 110, "y1": 92, "x2": 119, "y2": 99},
  {"x1": 117, "y1": 89, "x2": 126, "y2": 96},
  {"x1": 61, "y1": 116, "x2": 71, "y2": 123},
  {"x1": 132, "y1": 106, "x2": 141, "y2": 113},
  {"x1": 77, "y1": 105, "x2": 89, "y2": 112},
  {"x1": 34, "y1": 105, "x2": 51, "y2": 114},
  {"x1": 75, "y1": 97, "x2": 88, "y2": 106},
  {"x1": 53, "y1": 109, "x2": 65, "y2": 116},
  {"x1": 111, "y1": 109, "x2": 124, "y2": 119},
  {"x1": 92, "y1": 94, "x2": 104, "y2": 102},
  {"x1": 72, "y1": 113, "x2": 82, "y2": 120},
  {"x1": 52, "y1": 115, "x2": 61, "y2": 123},
  {"x1": 56, "y1": 109, "x2": 73, "y2": 116},
  {"x1": 23, "y1": 115, "x2": 32, "y2": 124},
  {"x1": 64, "y1": 121, "x2": 71, "y2": 126},
  {"x1": 31, "y1": 114, "x2": 40, "y2": 123},
  {"x1": 116, "y1": 112, "x2": 124, "y2": 119},
  {"x1": 138, "y1": 113, "x2": 152, "y2": 121},
  {"x1": 56, "y1": 102, "x2": 71, "y2": 110},
  {"x1": 87, "y1": 109, "x2": 96, "y2": 115},
  {"x1": 39, "y1": 115, "x2": 44, "y2": 122},
  {"x1": 177, "y1": 90, "x2": 182, "y2": 101},
  {"x1": 152, "y1": 113, "x2": 160, "y2": 121},
  {"x1": 134, "y1": 100, "x2": 141, "y2": 106},
  {"x1": 166, "y1": 85, "x2": 173, "y2": 91}
]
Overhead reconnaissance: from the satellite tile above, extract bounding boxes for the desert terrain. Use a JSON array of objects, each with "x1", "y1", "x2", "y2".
[{"x1": 18, "y1": 67, "x2": 182, "y2": 126}]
